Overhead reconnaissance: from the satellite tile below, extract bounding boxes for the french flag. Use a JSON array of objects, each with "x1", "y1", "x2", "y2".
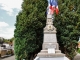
[{"x1": 47, "y1": 0, "x2": 59, "y2": 15}]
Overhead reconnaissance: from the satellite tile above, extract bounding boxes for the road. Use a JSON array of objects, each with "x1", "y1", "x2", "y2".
[{"x1": 1, "y1": 56, "x2": 15, "y2": 60}]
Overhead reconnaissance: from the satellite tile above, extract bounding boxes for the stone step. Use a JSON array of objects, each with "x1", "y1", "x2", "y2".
[
  {"x1": 40, "y1": 50, "x2": 48, "y2": 53},
  {"x1": 55, "y1": 50, "x2": 61, "y2": 53},
  {"x1": 40, "y1": 50, "x2": 61, "y2": 53},
  {"x1": 37, "y1": 53, "x2": 65, "y2": 57}
]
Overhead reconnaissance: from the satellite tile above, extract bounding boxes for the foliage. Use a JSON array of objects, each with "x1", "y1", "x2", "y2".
[
  {"x1": 14, "y1": 0, "x2": 47, "y2": 60},
  {"x1": 3, "y1": 37, "x2": 14, "y2": 44},
  {"x1": 54, "y1": 0, "x2": 80, "y2": 59},
  {"x1": 0, "y1": 37, "x2": 4, "y2": 44},
  {"x1": 77, "y1": 48, "x2": 80, "y2": 53}
]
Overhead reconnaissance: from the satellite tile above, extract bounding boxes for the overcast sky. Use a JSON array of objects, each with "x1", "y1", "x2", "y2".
[{"x1": 0, "y1": 0, "x2": 23, "y2": 39}]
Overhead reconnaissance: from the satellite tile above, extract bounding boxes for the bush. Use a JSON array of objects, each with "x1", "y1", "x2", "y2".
[{"x1": 77, "y1": 48, "x2": 80, "y2": 53}]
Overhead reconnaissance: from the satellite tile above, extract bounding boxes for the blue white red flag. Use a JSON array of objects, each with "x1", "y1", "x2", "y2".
[{"x1": 47, "y1": 0, "x2": 59, "y2": 15}]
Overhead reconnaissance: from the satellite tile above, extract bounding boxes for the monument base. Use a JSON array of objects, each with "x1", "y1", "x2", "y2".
[
  {"x1": 34, "y1": 49, "x2": 69, "y2": 60},
  {"x1": 42, "y1": 42, "x2": 59, "y2": 50},
  {"x1": 34, "y1": 53, "x2": 69, "y2": 60}
]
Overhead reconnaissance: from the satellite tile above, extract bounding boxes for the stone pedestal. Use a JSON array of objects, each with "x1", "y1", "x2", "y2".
[
  {"x1": 41, "y1": 14, "x2": 61, "y2": 54},
  {"x1": 34, "y1": 14, "x2": 69, "y2": 60},
  {"x1": 34, "y1": 54, "x2": 69, "y2": 60}
]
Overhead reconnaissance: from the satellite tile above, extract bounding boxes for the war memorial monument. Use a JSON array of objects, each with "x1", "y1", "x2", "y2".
[{"x1": 34, "y1": 0, "x2": 69, "y2": 60}]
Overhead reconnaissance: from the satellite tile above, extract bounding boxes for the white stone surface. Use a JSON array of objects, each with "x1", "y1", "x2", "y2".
[
  {"x1": 44, "y1": 44, "x2": 56, "y2": 49},
  {"x1": 34, "y1": 57, "x2": 69, "y2": 60},
  {"x1": 64, "y1": 57, "x2": 70, "y2": 60},
  {"x1": 47, "y1": 14, "x2": 52, "y2": 18},
  {"x1": 48, "y1": 48, "x2": 55, "y2": 53},
  {"x1": 40, "y1": 57, "x2": 64, "y2": 60},
  {"x1": 44, "y1": 34, "x2": 57, "y2": 42},
  {"x1": 46, "y1": 19, "x2": 53, "y2": 25},
  {"x1": 34, "y1": 57, "x2": 39, "y2": 60}
]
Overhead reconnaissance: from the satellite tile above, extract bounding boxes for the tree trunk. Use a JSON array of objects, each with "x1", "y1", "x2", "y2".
[{"x1": 30, "y1": 54, "x2": 34, "y2": 60}]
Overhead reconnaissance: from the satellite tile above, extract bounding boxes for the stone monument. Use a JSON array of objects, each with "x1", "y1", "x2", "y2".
[{"x1": 34, "y1": 0, "x2": 69, "y2": 60}]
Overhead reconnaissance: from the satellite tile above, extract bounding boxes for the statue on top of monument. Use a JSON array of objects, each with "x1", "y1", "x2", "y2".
[{"x1": 47, "y1": 0, "x2": 59, "y2": 15}]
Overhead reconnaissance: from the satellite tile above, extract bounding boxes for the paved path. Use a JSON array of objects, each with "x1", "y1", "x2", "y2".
[{"x1": 1, "y1": 56, "x2": 15, "y2": 60}]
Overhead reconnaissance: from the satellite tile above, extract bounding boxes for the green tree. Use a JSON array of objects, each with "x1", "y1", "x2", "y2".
[
  {"x1": 3, "y1": 37, "x2": 14, "y2": 44},
  {"x1": 54, "y1": 0, "x2": 80, "y2": 59},
  {"x1": 14, "y1": 0, "x2": 47, "y2": 60},
  {"x1": 0, "y1": 37, "x2": 4, "y2": 44}
]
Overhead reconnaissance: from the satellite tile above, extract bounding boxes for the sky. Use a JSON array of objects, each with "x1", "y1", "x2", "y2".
[{"x1": 0, "y1": 0, "x2": 23, "y2": 39}]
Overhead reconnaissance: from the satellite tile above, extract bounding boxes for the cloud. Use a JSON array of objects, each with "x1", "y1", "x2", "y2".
[
  {"x1": 0, "y1": 21, "x2": 15, "y2": 39},
  {"x1": 0, "y1": 21, "x2": 9, "y2": 27},
  {"x1": 0, "y1": 27, "x2": 15, "y2": 39},
  {"x1": 0, "y1": 0, "x2": 23, "y2": 16}
]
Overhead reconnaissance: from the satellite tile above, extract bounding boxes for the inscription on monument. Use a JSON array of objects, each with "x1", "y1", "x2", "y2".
[
  {"x1": 45, "y1": 44, "x2": 56, "y2": 48},
  {"x1": 44, "y1": 34, "x2": 57, "y2": 42}
]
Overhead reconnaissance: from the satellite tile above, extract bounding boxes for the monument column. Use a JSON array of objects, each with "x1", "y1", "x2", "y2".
[
  {"x1": 37, "y1": 13, "x2": 62, "y2": 55},
  {"x1": 34, "y1": 0, "x2": 69, "y2": 60},
  {"x1": 34, "y1": 14, "x2": 69, "y2": 60},
  {"x1": 42, "y1": 14, "x2": 59, "y2": 50}
]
